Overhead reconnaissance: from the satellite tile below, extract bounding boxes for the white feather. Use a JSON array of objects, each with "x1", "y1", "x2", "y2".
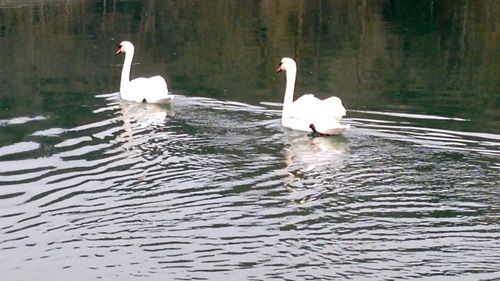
[
  {"x1": 277, "y1": 57, "x2": 349, "y2": 135},
  {"x1": 117, "y1": 41, "x2": 173, "y2": 104}
]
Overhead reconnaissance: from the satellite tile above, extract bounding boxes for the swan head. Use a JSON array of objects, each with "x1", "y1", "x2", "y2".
[
  {"x1": 276, "y1": 57, "x2": 297, "y2": 73},
  {"x1": 115, "y1": 41, "x2": 135, "y2": 55}
]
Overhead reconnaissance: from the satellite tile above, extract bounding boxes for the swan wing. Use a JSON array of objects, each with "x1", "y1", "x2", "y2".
[
  {"x1": 286, "y1": 94, "x2": 321, "y2": 118},
  {"x1": 304, "y1": 96, "x2": 346, "y2": 121},
  {"x1": 290, "y1": 94, "x2": 345, "y2": 120},
  {"x1": 122, "y1": 76, "x2": 172, "y2": 104},
  {"x1": 144, "y1": 76, "x2": 172, "y2": 104},
  {"x1": 121, "y1": 78, "x2": 149, "y2": 102},
  {"x1": 322, "y1": 96, "x2": 346, "y2": 120},
  {"x1": 293, "y1": 94, "x2": 322, "y2": 112},
  {"x1": 283, "y1": 94, "x2": 323, "y2": 132},
  {"x1": 282, "y1": 114, "x2": 314, "y2": 132},
  {"x1": 283, "y1": 94, "x2": 348, "y2": 134},
  {"x1": 294, "y1": 94, "x2": 320, "y2": 105},
  {"x1": 146, "y1": 76, "x2": 169, "y2": 93},
  {"x1": 308, "y1": 96, "x2": 348, "y2": 135}
]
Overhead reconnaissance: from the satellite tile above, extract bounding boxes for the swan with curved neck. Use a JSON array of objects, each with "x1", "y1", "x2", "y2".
[
  {"x1": 115, "y1": 41, "x2": 173, "y2": 104},
  {"x1": 276, "y1": 57, "x2": 349, "y2": 135}
]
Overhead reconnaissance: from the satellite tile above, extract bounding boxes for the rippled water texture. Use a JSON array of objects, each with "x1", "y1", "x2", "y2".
[
  {"x1": 1, "y1": 95, "x2": 498, "y2": 280},
  {"x1": 1, "y1": 1, "x2": 499, "y2": 280}
]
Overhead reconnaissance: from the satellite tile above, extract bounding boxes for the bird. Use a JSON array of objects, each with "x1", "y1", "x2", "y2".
[
  {"x1": 115, "y1": 41, "x2": 173, "y2": 104},
  {"x1": 276, "y1": 57, "x2": 349, "y2": 136}
]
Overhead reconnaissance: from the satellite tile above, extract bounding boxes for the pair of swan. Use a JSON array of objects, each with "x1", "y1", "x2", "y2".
[{"x1": 115, "y1": 41, "x2": 349, "y2": 135}]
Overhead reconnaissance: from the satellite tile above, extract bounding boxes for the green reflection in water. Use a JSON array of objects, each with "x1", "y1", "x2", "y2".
[{"x1": 0, "y1": 0, "x2": 498, "y2": 134}]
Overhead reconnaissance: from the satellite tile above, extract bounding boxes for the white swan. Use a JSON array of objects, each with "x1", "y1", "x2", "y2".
[
  {"x1": 115, "y1": 41, "x2": 173, "y2": 104},
  {"x1": 276, "y1": 57, "x2": 349, "y2": 135}
]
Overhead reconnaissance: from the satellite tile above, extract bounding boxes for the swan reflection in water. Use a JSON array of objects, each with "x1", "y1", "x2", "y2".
[
  {"x1": 283, "y1": 130, "x2": 349, "y2": 203},
  {"x1": 116, "y1": 99, "x2": 175, "y2": 155}
]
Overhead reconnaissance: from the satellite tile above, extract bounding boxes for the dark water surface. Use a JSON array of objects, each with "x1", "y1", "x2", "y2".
[{"x1": 0, "y1": 1, "x2": 499, "y2": 280}]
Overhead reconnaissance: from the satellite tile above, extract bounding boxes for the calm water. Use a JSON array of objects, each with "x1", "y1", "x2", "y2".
[{"x1": 0, "y1": 1, "x2": 499, "y2": 280}]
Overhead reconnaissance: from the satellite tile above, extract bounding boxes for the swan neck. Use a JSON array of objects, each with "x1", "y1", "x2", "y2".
[
  {"x1": 120, "y1": 49, "x2": 134, "y2": 93},
  {"x1": 283, "y1": 67, "x2": 296, "y2": 110}
]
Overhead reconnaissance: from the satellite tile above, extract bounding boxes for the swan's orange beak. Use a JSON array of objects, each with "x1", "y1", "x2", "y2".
[
  {"x1": 115, "y1": 47, "x2": 123, "y2": 56},
  {"x1": 276, "y1": 62, "x2": 283, "y2": 73}
]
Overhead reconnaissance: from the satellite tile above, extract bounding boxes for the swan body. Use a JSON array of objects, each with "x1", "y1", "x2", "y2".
[
  {"x1": 115, "y1": 41, "x2": 173, "y2": 104},
  {"x1": 276, "y1": 57, "x2": 349, "y2": 135}
]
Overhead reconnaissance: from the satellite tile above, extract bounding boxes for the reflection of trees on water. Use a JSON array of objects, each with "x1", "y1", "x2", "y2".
[{"x1": 0, "y1": 0, "x2": 497, "y2": 128}]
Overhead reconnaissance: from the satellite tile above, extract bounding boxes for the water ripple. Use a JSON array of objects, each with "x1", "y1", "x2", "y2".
[{"x1": 0, "y1": 97, "x2": 498, "y2": 280}]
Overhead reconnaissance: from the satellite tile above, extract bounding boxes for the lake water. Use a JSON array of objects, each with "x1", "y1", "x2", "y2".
[{"x1": 0, "y1": 1, "x2": 499, "y2": 280}]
